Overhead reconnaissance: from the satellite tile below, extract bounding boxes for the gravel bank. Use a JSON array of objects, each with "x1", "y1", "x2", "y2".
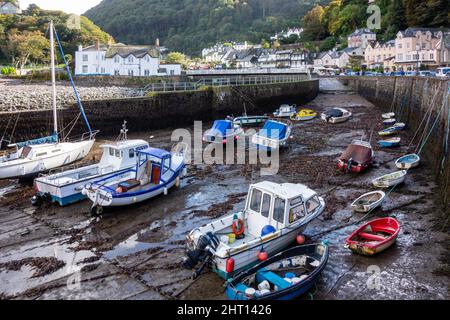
[{"x1": 0, "y1": 79, "x2": 142, "y2": 112}]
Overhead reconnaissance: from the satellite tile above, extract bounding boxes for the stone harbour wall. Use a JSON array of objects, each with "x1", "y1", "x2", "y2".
[{"x1": 0, "y1": 79, "x2": 318, "y2": 141}]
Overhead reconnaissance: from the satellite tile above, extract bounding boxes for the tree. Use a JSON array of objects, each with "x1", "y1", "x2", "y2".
[
  {"x1": 302, "y1": 5, "x2": 327, "y2": 41},
  {"x1": 4, "y1": 31, "x2": 49, "y2": 71},
  {"x1": 165, "y1": 52, "x2": 188, "y2": 68},
  {"x1": 320, "y1": 36, "x2": 337, "y2": 51},
  {"x1": 261, "y1": 39, "x2": 270, "y2": 49}
]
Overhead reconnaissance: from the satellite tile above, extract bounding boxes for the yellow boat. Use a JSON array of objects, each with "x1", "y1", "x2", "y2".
[{"x1": 290, "y1": 109, "x2": 317, "y2": 121}]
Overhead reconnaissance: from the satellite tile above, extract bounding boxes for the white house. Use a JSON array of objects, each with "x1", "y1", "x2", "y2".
[
  {"x1": 0, "y1": 1, "x2": 21, "y2": 14},
  {"x1": 347, "y1": 28, "x2": 377, "y2": 49},
  {"x1": 75, "y1": 43, "x2": 181, "y2": 77},
  {"x1": 271, "y1": 28, "x2": 304, "y2": 41}
]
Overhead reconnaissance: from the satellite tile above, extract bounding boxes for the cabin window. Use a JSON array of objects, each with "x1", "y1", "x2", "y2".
[
  {"x1": 306, "y1": 197, "x2": 321, "y2": 214},
  {"x1": 261, "y1": 193, "x2": 271, "y2": 218},
  {"x1": 36, "y1": 152, "x2": 47, "y2": 157},
  {"x1": 52, "y1": 149, "x2": 61, "y2": 153},
  {"x1": 129, "y1": 149, "x2": 135, "y2": 158},
  {"x1": 289, "y1": 203, "x2": 306, "y2": 223},
  {"x1": 109, "y1": 148, "x2": 114, "y2": 156},
  {"x1": 249, "y1": 189, "x2": 262, "y2": 213},
  {"x1": 273, "y1": 198, "x2": 285, "y2": 223},
  {"x1": 162, "y1": 157, "x2": 170, "y2": 173},
  {"x1": 115, "y1": 149, "x2": 120, "y2": 158}
]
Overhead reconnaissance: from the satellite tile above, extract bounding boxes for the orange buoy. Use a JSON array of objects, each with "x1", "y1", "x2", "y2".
[
  {"x1": 258, "y1": 248, "x2": 268, "y2": 261},
  {"x1": 296, "y1": 234, "x2": 306, "y2": 245}
]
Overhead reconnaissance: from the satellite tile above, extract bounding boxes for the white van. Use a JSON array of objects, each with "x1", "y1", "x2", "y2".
[{"x1": 436, "y1": 67, "x2": 450, "y2": 77}]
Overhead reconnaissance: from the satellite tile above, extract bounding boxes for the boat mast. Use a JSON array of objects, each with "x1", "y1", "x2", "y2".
[{"x1": 49, "y1": 20, "x2": 58, "y2": 138}]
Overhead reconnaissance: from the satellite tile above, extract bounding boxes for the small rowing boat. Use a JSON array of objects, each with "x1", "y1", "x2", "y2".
[
  {"x1": 382, "y1": 112, "x2": 395, "y2": 119},
  {"x1": 290, "y1": 109, "x2": 317, "y2": 121},
  {"x1": 350, "y1": 191, "x2": 386, "y2": 213},
  {"x1": 345, "y1": 217, "x2": 400, "y2": 256},
  {"x1": 233, "y1": 114, "x2": 268, "y2": 127},
  {"x1": 378, "y1": 137, "x2": 401, "y2": 148},
  {"x1": 225, "y1": 243, "x2": 329, "y2": 300},
  {"x1": 383, "y1": 118, "x2": 396, "y2": 126},
  {"x1": 372, "y1": 170, "x2": 407, "y2": 188},
  {"x1": 393, "y1": 122, "x2": 406, "y2": 130},
  {"x1": 321, "y1": 108, "x2": 352, "y2": 124},
  {"x1": 395, "y1": 154, "x2": 420, "y2": 169},
  {"x1": 378, "y1": 126, "x2": 397, "y2": 136}
]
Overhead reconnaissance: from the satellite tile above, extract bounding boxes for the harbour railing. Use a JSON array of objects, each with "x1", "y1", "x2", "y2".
[{"x1": 140, "y1": 74, "x2": 310, "y2": 95}]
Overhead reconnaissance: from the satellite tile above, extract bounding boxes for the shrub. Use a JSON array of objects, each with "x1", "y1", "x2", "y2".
[{"x1": 1, "y1": 67, "x2": 16, "y2": 75}]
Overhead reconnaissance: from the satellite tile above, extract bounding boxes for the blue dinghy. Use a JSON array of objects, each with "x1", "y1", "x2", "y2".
[
  {"x1": 203, "y1": 120, "x2": 243, "y2": 144},
  {"x1": 225, "y1": 243, "x2": 329, "y2": 300},
  {"x1": 395, "y1": 154, "x2": 420, "y2": 169},
  {"x1": 378, "y1": 137, "x2": 401, "y2": 148}
]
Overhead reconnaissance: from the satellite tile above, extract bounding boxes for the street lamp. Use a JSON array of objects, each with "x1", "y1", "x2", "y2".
[{"x1": 415, "y1": 43, "x2": 420, "y2": 74}]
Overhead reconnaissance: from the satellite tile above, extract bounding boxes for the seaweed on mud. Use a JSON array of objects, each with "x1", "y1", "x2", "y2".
[
  {"x1": 204, "y1": 192, "x2": 246, "y2": 218},
  {"x1": 77, "y1": 256, "x2": 101, "y2": 265},
  {"x1": 0, "y1": 257, "x2": 65, "y2": 278}
]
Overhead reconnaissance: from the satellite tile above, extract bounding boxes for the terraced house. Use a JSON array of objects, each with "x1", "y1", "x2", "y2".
[{"x1": 75, "y1": 42, "x2": 181, "y2": 77}]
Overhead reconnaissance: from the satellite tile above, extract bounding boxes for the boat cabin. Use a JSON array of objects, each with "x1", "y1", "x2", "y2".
[
  {"x1": 134, "y1": 147, "x2": 172, "y2": 186},
  {"x1": 245, "y1": 182, "x2": 322, "y2": 237},
  {"x1": 99, "y1": 140, "x2": 148, "y2": 170}
]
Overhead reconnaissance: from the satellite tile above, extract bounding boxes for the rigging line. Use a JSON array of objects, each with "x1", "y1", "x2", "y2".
[
  {"x1": 62, "y1": 113, "x2": 82, "y2": 141},
  {"x1": 53, "y1": 26, "x2": 92, "y2": 135},
  {"x1": 1, "y1": 115, "x2": 13, "y2": 141},
  {"x1": 417, "y1": 89, "x2": 448, "y2": 156}
]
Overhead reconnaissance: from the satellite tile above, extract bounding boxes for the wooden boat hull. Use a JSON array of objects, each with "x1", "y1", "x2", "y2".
[
  {"x1": 345, "y1": 217, "x2": 400, "y2": 256},
  {"x1": 225, "y1": 243, "x2": 329, "y2": 300}
]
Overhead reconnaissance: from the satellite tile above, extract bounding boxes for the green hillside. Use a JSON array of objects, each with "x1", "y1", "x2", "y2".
[{"x1": 85, "y1": 0, "x2": 328, "y2": 55}]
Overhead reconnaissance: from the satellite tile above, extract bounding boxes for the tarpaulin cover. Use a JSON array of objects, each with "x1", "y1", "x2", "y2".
[
  {"x1": 259, "y1": 120, "x2": 287, "y2": 139},
  {"x1": 324, "y1": 109, "x2": 343, "y2": 118},
  {"x1": 210, "y1": 120, "x2": 233, "y2": 136},
  {"x1": 339, "y1": 144, "x2": 372, "y2": 164},
  {"x1": 15, "y1": 134, "x2": 58, "y2": 148}
]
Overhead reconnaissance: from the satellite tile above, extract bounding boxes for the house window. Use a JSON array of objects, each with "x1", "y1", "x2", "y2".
[
  {"x1": 398, "y1": 54, "x2": 403, "y2": 61},
  {"x1": 398, "y1": 43, "x2": 402, "y2": 49},
  {"x1": 170, "y1": 70, "x2": 175, "y2": 76},
  {"x1": 422, "y1": 43, "x2": 426, "y2": 49},
  {"x1": 82, "y1": 65, "x2": 88, "y2": 73},
  {"x1": 406, "y1": 43, "x2": 410, "y2": 48},
  {"x1": 114, "y1": 69, "x2": 120, "y2": 75},
  {"x1": 430, "y1": 53, "x2": 434, "y2": 59},
  {"x1": 128, "y1": 70, "x2": 134, "y2": 76},
  {"x1": 101, "y1": 67, "x2": 105, "y2": 73},
  {"x1": 95, "y1": 67, "x2": 99, "y2": 73},
  {"x1": 144, "y1": 69, "x2": 150, "y2": 76},
  {"x1": 406, "y1": 55, "x2": 411, "y2": 61},
  {"x1": 82, "y1": 54, "x2": 88, "y2": 62},
  {"x1": 128, "y1": 56, "x2": 134, "y2": 63},
  {"x1": 114, "y1": 56, "x2": 120, "y2": 63}
]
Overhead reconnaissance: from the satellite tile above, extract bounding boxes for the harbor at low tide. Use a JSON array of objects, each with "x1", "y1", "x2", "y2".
[{"x1": 0, "y1": 79, "x2": 448, "y2": 300}]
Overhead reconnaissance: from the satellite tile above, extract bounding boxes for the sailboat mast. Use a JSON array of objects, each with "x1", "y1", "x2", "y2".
[{"x1": 49, "y1": 21, "x2": 58, "y2": 137}]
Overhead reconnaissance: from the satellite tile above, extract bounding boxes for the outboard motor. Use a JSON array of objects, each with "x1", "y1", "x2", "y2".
[{"x1": 183, "y1": 232, "x2": 220, "y2": 270}]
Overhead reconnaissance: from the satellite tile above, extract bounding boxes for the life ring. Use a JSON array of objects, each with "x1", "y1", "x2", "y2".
[{"x1": 232, "y1": 219, "x2": 245, "y2": 236}]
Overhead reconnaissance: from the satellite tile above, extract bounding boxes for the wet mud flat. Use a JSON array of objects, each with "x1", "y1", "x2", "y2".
[{"x1": 0, "y1": 80, "x2": 449, "y2": 300}]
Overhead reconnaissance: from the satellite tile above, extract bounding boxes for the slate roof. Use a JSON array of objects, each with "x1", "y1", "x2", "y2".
[
  {"x1": 348, "y1": 28, "x2": 376, "y2": 37},
  {"x1": 105, "y1": 44, "x2": 159, "y2": 58},
  {"x1": 398, "y1": 28, "x2": 450, "y2": 38}
]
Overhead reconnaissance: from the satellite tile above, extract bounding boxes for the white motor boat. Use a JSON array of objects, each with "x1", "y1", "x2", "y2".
[
  {"x1": 251, "y1": 120, "x2": 293, "y2": 151},
  {"x1": 273, "y1": 104, "x2": 296, "y2": 118},
  {"x1": 321, "y1": 108, "x2": 352, "y2": 123},
  {"x1": 83, "y1": 146, "x2": 186, "y2": 215},
  {"x1": 0, "y1": 21, "x2": 96, "y2": 180},
  {"x1": 183, "y1": 181, "x2": 325, "y2": 279},
  {"x1": 33, "y1": 123, "x2": 149, "y2": 206}
]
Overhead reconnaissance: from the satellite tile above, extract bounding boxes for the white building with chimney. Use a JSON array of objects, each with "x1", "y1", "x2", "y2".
[{"x1": 75, "y1": 42, "x2": 181, "y2": 77}]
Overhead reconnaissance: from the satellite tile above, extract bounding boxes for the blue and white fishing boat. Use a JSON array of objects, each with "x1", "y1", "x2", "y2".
[
  {"x1": 203, "y1": 120, "x2": 244, "y2": 144},
  {"x1": 383, "y1": 118, "x2": 396, "y2": 126},
  {"x1": 33, "y1": 123, "x2": 149, "y2": 206},
  {"x1": 395, "y1": 154, "x2": 420, "y2": 169},
  {"x1": 378, "y1": 137, "x2": 401, "y2": 148},
  {"x1": 393, "y1": 122, "x2": 406, "y2": 130},
  {"x1": 378, "y1": 126, "x2": 397, "y2": 136},
  {"x1": 225, "y1": 243, "x2": 329, "y2": 300},
  {"x1": 0, "y1": 21, "x2": 96, "y2": 180},
  {"x1": 251, "y1": 120, "x2": 292, "y2": 151},
  {"x1": 83, "y1": 146, "x2": 186, "y2": 214},
  {"x1": 183, "y1": 181, "x2": 325, "y2": 280}
]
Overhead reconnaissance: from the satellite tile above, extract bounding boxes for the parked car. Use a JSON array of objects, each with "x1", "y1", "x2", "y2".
[
  {"x1": 436, "y1": 67, "x2": 450, "y2": 77},
  {"x1": 405, "y1": 71, "x2": 417, "y2": 76},
  {"x1": 418, "y1": 71, "x2": 435, "y2": 77}
]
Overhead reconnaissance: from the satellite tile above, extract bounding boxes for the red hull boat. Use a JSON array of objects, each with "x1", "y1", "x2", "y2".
[
  {"x1": 345, "y1": 217, "x2": 400, "y2": 256},
  {"x1": 337, "y1": 140, "x2": 373, "y2": 173}
]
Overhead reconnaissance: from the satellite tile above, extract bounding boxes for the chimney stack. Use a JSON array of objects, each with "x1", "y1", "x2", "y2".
[
  {"x1": 95, "y1": 39, "x2": 100, "y2": 50},
  {"x1": 78, "y1": 44, "x2": 83, "y2": 52},
  {"x1": 155, "y1": 38, "x2": 160, "y2": 47}
]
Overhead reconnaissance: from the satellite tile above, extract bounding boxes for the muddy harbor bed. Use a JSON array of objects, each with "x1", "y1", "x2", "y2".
[{"x1": 0, "y1": 80, "x2": 448, "y2": 300}]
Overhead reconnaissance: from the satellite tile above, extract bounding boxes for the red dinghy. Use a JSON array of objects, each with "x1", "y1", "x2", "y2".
[
  {"x1": 337, "y1": 140, "x2": 374, "y2": 173},
  {"x1": 345, "y1": 217, "x2": 400, "y2": 256}
]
